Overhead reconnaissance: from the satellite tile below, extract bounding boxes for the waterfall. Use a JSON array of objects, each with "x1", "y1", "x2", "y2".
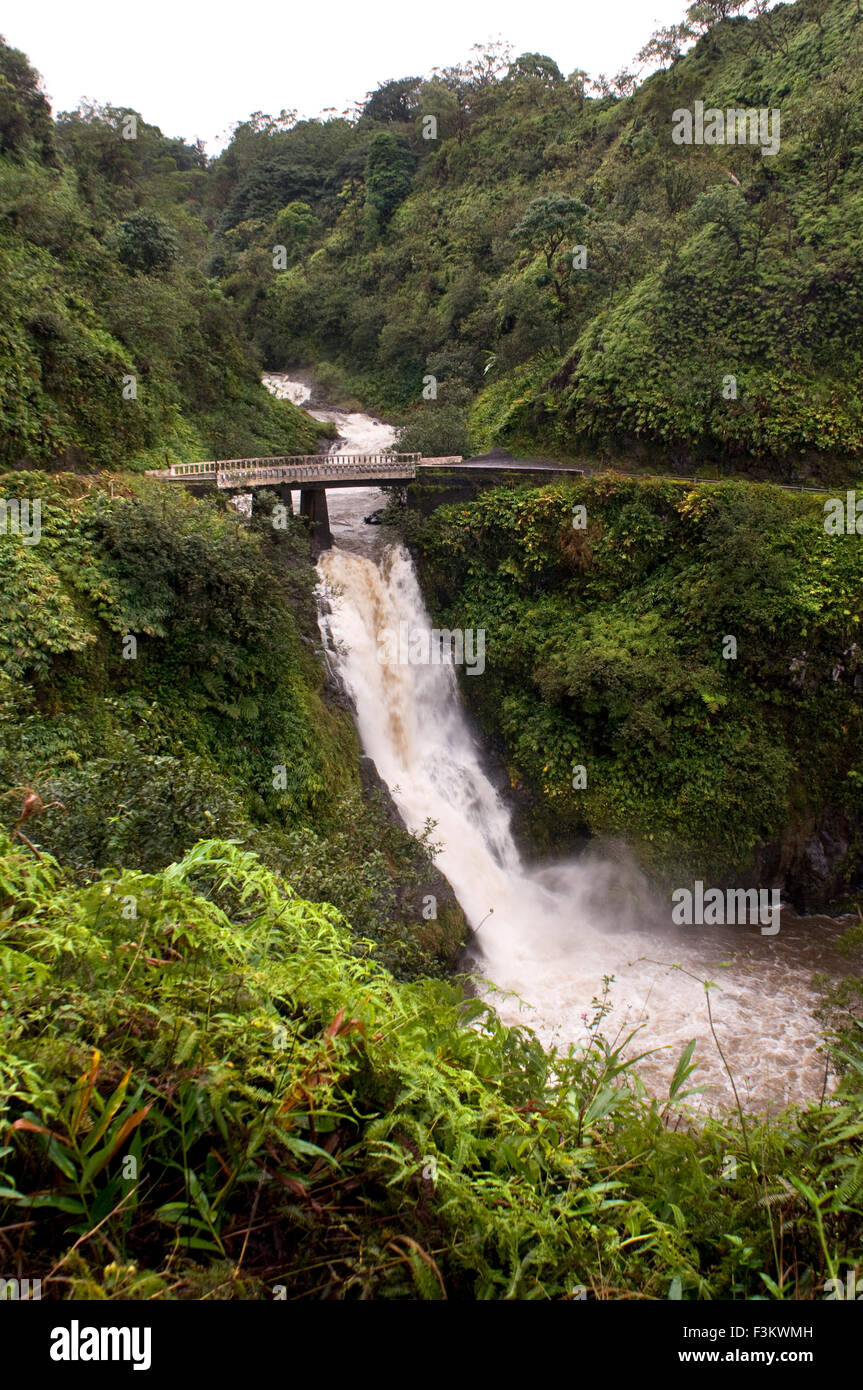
[
  {"x1": 265, "y1": 372, "x2": 837, "y2": 1112},
  {"x1": 317, "y1": 541, "x2": 834, "y2": 1112}
]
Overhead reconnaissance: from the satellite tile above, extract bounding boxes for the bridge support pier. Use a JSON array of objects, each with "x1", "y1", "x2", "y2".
[
  {"x1": 300, "y1": 486, "x2": 331, "y2": 548},
  {"x1": 273, "y1": 483, "x2": 294, "y2": 514},
  {"x1": 249, "y1": 483, "x2": 294, "y2": 518}
]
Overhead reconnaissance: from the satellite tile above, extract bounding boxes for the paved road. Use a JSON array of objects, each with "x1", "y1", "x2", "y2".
[{"x1": 428, "y1": 451, "x2": 831, "y2": 494}]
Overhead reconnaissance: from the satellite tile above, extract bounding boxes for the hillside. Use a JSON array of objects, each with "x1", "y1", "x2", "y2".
[
  {"x1": 206, "y1": 0, "x2": 863, "y2": 478},
  {"x1": 5, "y1": 2, "x2": 862, "y2": 477},
  {"x1": 405, "y1": 472, "x2": 863, "y2": 903},
  {"x1": 0, "y1": 472, "x2": 462, "y2": 975},
  {"x1": 0, "y1": 40, "x2": 328, "y2": 470}
]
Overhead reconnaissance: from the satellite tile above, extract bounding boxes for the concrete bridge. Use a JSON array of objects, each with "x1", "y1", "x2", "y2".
[
  {"x1": 157, "y1": 452, "x2": 421, "y2": 489},
  {"x1": 147, "y1": 452, "x2": 425, "y2": 543},
  {"x1": 146, "y1": 449, "x2": 590, "y2": 541}
]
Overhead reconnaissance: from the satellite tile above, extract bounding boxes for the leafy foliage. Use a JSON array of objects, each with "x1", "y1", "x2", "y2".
[
  {"x1": 0, "y1": 52, "x2": 328, "y2": 470},
  {"x1": 0, "y1": 473, "x2": 460, "y2": 979},
  {"x1": 408, "y1": 474, "x2": 863, "y2": 890},
  {"x1": 364, "y1": 132, "x2": 416, "y2": 226},
  {"x1": 1, "y1": 834, "x2": 860, "y2": 1299},
  {"x1": 115, "y1": 211, "x2": 179, "y2": 275}
]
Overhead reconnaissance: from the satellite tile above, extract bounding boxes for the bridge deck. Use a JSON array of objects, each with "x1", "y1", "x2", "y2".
[{"x1": 150, "y1": 453, "x2": 421, "y2": 489}]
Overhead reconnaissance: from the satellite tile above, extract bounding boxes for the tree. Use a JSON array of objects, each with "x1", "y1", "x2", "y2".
[
  {"x1": 589, "y1": 217, "x2": 654, "y2": 298},
  {"x1": 273, "y1": 201, "x2": 315, "y2": 260},
  {"x1": 661, "y1": 159, "x2": 697, "y2": 215},
  {"x1": 430, "y1": 41, "x2": 513, "y2": 135},
  {"x1": 796, "y1": 78, "x2": 863, "y2": 201},
  {"x1": 689, "y1": 183, "x2": 748, "y2": 258},
  {"x1": 221, "y1": 150, "x2": 322, "y2": 229},
  {"x1": 748, "y1": 0, "x2": 792, "y2": 55},
  {"x1": 799, "y1": 0, "x2": 831, "y2": 27},
  {"x1": 362, "y1": 77, "x2": 422, "y2": 124},
  {"x1": 686, "y1": 0, "x2": 748, "y2": 29},
  {"x1": 0, "y1": 37, "x2": 56, "y2": 164},
  {"x1": 334, "y1": 147, "x2": 369, "y2": 237},
  {"x1": 459, "y1": 40, "x2": 513, "y2": 88},
  {"x1": 510, "y1": 195, "x2": 589, "y2": 270},
  {"x1": 637, "y1": 22, "x2": 697, "y2": 69},
  {"x1": 567, "y1": 69, "x2": 590, "y2": 111},
  {"x1": 507, "y1": 54, "x2": 565, "y2": 112},
  {"x1": 398, "y1": 403, "x2": 469, "y2": 457},
  {"x1": 159, "y1": 136, "x2": 207, "y2": 171},
  {"x1": 593, "y1": 70, "x2": 638, "y2": 99},
  {"x1": 116, "y1": 211, "x2": 180, "y2": 274},
  {"x1": 510, "y1": 195, "x2": 589, "y2": 350},
  {"x1": 364, "y1": 132, "x2": 415, "y2": 224},
  {"x1": 508, "y1": 53, "x2": 564, "y2": 85},
  {"x1": 233, "y1": 109, "x2": 297, "y2": 138},
  {"x1": 416, "y1": 78, "x2": 460, "y2": 141},
  {"x1": 611, "y1": 70, "x2": 639, "y2": 98}
]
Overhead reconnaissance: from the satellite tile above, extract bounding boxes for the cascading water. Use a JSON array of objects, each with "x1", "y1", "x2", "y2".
[{"x1": 268, "y1": 375, "x2": 847, "y2": 1113}]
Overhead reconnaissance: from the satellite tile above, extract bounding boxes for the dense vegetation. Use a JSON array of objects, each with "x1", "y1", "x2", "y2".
[
  {"x1": 0, "y1": 473, "x2": 462, "y2": 976},
  {"x1": 2, "y1": 832, "x2": 862, "y2": 1299},
  {"x1": 0, "y1": 42, "x2": 328, "y2": 469},
  {"x1": 207, "y1": 0, "x2": 863, "y2": 477},
  {"x1": 406, "y1": 474, "x2": 863, "y2": 900},
  {"x1": 2, "y1": 0, "x2": 862, "y2": 1303}
]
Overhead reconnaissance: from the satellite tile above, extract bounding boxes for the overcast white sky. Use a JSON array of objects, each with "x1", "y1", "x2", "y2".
[{"x1": 4, "y1": 0, "x2": 689, "y2": 152}]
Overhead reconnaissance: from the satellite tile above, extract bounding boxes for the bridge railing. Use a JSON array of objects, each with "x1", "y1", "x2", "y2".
[{"x1": 167, "y1": 453, "x2": 420, "y2": 486}]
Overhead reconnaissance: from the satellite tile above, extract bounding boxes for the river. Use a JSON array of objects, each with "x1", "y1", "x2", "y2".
[{"x1": 265, "y1": 373, "x2": 850, "y2": 1114}]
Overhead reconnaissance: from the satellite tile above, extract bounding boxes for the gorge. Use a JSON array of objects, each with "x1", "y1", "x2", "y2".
[{"x1": 266, "y1": 375, "x2": 855, "y2": 1114}]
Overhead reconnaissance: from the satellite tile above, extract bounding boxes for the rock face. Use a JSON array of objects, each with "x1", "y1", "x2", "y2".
[
  {"x1": 358, "y1": 754, "x2": 406, "y2": 828},
  {"x1": 358, "y1": 755, "x2": 467, "y2": 960},
  {"x1": 758, "y1": 807, "x2": 860, "y2": 911}
]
